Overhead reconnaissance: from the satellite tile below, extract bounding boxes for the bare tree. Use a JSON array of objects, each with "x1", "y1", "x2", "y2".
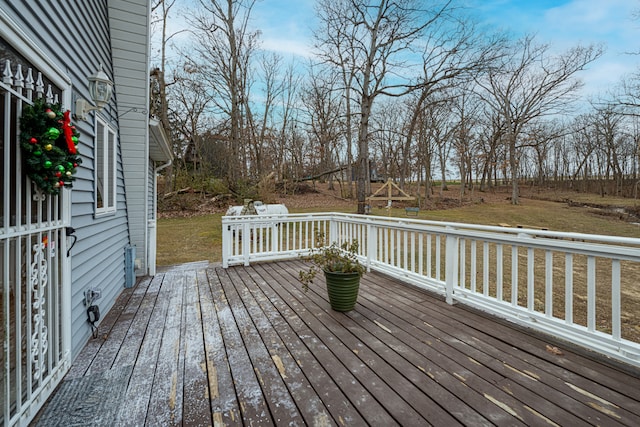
[
  {"x1": 592, "y1": 104, "x2": 627, "y2": 195},
  {"x1": 416, "y1": 97, "x2": 456, "y2": 198},
  {"x1": 568, "y1": 114, "x2": 598, "y2": 189},
  {"x1": 450, "y1": 87, "x2": 482, "y2": 200},
  {"x1": 475, "y1": 35, "x2": 603, "y2": 204},
  {"x1": 150, "y1": 0, "x2": 187, "y2": 125},
  {"x1": 150, "y1": 0, "x2": 189, "y2": 192},
  {"x1": 167, "y1": 65, "x2": 212, "y2": 185},
  {"x1": 523, "y1": 120, "x2": 564, "y2": 187},
  {"x1": 475, "y1": 109, "x2": 505, "y2": 191},
  {"x1": 245, "y1": 52, "x2": 286, "y2": 178},
  {"x1": 301, "y1": 67, "x2": 343, "y2": 186},
  {"x1": 274, "y1": 62, "x2": 302, "y2": 187},
  {"x1": 398, "y1": 15, "x2": 506, "y2": 191},
  {"x1": 617, "y1": 72, "x2": 640, "y2": 117},
  {"x1": 612, "y1": 6, "x2": 640, "y2": 114},
  {"x1": 189, "y1": 0, "x2": 260, "y2": 188},
  {"x1": 313, "y1": 0, "x2": 365, "y2": 198},
  {"x1": 315, "y1": 0, "x2": 460, "y2": 213},
  {"x1": 371, "y1": 98, "x2": 407, "y2": 182}
]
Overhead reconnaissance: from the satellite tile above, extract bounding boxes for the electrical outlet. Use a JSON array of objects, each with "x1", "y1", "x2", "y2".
[{"x1": 84, "y1": 288, "x2": 102, "y2": 306}]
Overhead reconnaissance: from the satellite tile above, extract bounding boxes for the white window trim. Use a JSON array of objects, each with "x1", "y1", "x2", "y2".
[
  {"x1": 0, "y1": 8, "x2": 71, "y2": 97},
  {"x1": 94, "y1": 116, "x2": 117, "y2": 215}
]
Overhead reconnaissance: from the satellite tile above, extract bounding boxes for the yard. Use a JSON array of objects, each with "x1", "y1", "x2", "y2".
[{"x1": 157, "y1": 183, "x2": 640, "y2": 266}]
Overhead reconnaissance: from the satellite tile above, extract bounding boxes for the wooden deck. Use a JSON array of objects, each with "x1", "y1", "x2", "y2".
[{"x1": 43, "y1": 260, "x2": 640, "y2": 426}]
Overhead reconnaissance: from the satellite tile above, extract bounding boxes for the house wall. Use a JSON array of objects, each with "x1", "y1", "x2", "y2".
[
  {"x1": 0, "y1": 1, "x2": 132, "y2": 358},
  {"x1": 108, "y1": 0, "x2": 152, "y2": 276}
]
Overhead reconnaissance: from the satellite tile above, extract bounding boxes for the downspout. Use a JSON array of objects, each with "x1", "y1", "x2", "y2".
[{"x1": 155, "y1": 159, "x2": 172, "y2": 174}]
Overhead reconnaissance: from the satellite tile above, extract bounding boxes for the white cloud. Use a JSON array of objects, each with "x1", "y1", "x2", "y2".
[
  {"x1": 252, "y1": 0, "x2": 316, "y2": 57},
  {"x1": 544, "y1": 0, "x2": 635, "y2": 29},
  {"x1": 541, "y1": 0, "x2": 639, "y2": 96},
  {"x1": 260, "y1": 38, "x2": 314, "y2": 58},
  {"x1": 470, "y1": 0, "x2": 640, "y2": 97}
]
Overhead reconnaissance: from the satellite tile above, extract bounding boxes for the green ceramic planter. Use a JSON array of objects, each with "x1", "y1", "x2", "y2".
[{"x1": 324, "y1": 270, "x2": 361, "y2": 312}]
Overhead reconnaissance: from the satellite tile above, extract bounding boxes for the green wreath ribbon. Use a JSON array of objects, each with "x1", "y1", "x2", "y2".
[{"x1": 20, "y1": 99, "x2": 82, "y2": 195}]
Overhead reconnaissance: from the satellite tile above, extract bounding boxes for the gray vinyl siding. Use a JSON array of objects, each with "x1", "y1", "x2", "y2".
[
  {"x1": 109, "y1": 0, "x2": 151, "y2": 276},
  {"x1": 0, "y1": 1, "x2": 132, "y2": 358}
]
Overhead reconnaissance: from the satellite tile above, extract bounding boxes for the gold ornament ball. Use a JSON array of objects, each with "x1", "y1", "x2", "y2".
[
  {"x1": 44, "y1": 143, "x2": 53, "y2": 151},
  {"x1": 66, "y1": 171, "x2": 72, "y2": 177}
]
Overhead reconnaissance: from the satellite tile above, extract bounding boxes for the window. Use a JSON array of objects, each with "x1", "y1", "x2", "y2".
[{"x1": 95, "y1": 118, "x2": 116, "y2": 213}]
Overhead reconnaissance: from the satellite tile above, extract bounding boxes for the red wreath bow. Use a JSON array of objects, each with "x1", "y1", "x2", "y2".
[{"x1": 63, "y1": 110, "x2": 76, "y2": 154}]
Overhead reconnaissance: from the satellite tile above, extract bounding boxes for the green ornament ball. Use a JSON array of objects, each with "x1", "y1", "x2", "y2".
[
  {"x1": 34, "y1": 150, "x2": 42, "y2": 156},
  {"x1": 57, "y1": 165, "x2": 65, "y2": 172},
  {"x1": 46, "y1": 127, "x2": 60, "y2": 139},
  {"x1": 72, "y1": 136, "x2": 78, "y2": 143},
  {"x1": 66, "y1": 162, "x2": 73, "y2": 169},
  {"x1": 44, "y1": 161, "x2": 52, "y2": 169}
]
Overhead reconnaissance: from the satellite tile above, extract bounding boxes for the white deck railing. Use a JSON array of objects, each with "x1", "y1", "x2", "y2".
[{"x1": 222, "y1": 212, "x2": 640, "y2": 368}]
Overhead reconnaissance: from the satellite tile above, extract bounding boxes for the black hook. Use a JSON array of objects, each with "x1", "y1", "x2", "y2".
[{"x1": 66, "y1": 226, "x2": 77, "y2": 257}]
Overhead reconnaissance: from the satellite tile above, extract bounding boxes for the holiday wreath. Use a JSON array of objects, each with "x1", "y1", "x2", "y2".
[{"x1": 20, "y1": 98, "x2": 82, "y2": 195}]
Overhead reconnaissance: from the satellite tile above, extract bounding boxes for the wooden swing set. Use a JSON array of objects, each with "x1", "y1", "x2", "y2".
[{"x1": 366, "y1": 179, "x2": 416, "y2": 215}]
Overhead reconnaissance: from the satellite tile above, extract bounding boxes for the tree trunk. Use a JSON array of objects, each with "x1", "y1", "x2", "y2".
[
  {"x1": 344, "y1": 85, "x2": 354, "y2": 199},
  {"x1": 357, "y1": 95, "x2": 372, "y2": 214},
  {"x1": 509, "y1": 130, "x2": 519, "y2": 204}
]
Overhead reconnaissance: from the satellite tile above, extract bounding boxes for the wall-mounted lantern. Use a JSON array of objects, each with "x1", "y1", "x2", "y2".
[{"x1": 74, "y1": 66, "x2": 113, "y2": 121}]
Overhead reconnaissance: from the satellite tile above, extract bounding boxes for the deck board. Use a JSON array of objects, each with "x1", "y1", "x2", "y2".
[
  {"x1": 210, "y1": 267, "x2": 274, "y2": 425},
  {"x1": 231, "y1": 266, "x2": 336, "y2": 425},
  {"x1": 370, "y1": 271, "x2": 640, "y2": 425},
  {"x1": 257, "y1": 262, "x2": 433, "y2": 426},
  {"x1": 141, "y1": 271, "x2": 182, "y2": 426},
  {"x1": 220, "y1": 267, "x2": 305, "y2": 425},
  {"x1": 36, "y1": 260, "x2": 640, "y2": 426},
  {"x1": 118, "y1": 272, "x2": 175, "y2": 426},
  {"x1": 360, "y1": 270, "x2": 606, "y2": 425},
  {"x1": 237, "y1": 265, "x2": 366, "y2": 426},
  {"x1": 199, "y1": 268, "x2": 243, "y2": 425}
]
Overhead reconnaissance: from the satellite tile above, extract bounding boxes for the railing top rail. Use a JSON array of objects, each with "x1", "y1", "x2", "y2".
[{"x1": 222, "y1": 212, "x2": 640, "y2": 246}]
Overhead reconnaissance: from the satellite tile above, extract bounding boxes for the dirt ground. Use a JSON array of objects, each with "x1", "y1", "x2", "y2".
[
  {"x1": 159, "y1": 182, "x2": 356, "y2": 218},
  {"x1": 159, "y1": 182, "x2": 519, "y2": 218}
]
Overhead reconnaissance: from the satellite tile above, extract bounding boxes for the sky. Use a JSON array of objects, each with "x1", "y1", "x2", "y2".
[
  {"x1": 246, "y1": 0, "x2": 640, "y2": 99},
  {"x1": 161, "y1": 0, "x2": 640, "y2": 99}
]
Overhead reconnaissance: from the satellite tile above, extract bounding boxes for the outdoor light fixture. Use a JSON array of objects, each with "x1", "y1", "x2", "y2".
[{"x1": 74, "y1": 66, "x2": 113, "y2": 121}]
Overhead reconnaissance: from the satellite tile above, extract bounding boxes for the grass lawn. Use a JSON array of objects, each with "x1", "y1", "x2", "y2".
[
  {"x1": 157, "y1": 197, "x2": 640, "y2": 266},
  {"x1": 156, "y1": 214, "x2": 222, "y2": 266}
]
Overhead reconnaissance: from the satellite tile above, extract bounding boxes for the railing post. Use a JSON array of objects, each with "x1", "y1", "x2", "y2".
[
  {"x1": 222, "y1": 217, "x2": 229, "y2": 268},
  {"x1": 242, "y1": 221, "x2": 251, "y2": 266},
  {"x1": 366, "y1": 222, "x2": 377, "y2": 272},
  {"x1": 329, "y1": 215, "x2": 338, "y2": 245},
  {"x1": 445, "y1": 226, "x2": 459, "y2": 305},
  {"x1": 271, "y1": 218, "x2": 279, "y2": 254}
]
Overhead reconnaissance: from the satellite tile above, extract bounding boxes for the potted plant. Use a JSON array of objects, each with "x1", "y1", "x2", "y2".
[{"x1": 299, "y1": 233, "x2": 366, "y2": 312}]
